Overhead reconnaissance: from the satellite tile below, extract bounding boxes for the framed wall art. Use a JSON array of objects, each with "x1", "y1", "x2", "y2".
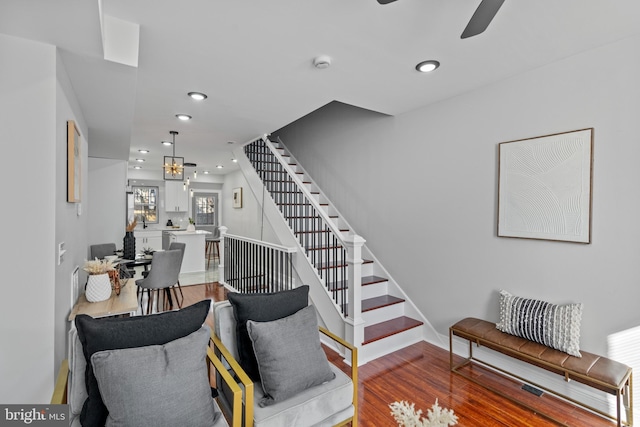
[
  {"x1": 67, "y1": 120, "x2": 81, "y2": 203},
  {"x1": 497, "y1": 128, "x2": 593, "y2": 243},
  {"x1": 232, "y1": 187, "x2": 243, "y2": 208}
]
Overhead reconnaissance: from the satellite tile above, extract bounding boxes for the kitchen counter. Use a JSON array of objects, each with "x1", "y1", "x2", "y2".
[
  {"x1": 168, "y1": 230, "x2": 211, "y2": 236},
  {"x1": 167, "y1": 230, "x2": 211, "y2": 273}
]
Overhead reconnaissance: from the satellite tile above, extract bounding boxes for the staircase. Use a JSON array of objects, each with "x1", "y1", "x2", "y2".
[{"x1": 240, "y1": 137, "x2": 433, "y2": 363}]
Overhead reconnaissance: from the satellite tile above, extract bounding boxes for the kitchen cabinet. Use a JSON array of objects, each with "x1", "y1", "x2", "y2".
[
  {"x1": 135, "y1": 231, "x2": 163, "y2": 252},
  {"x1": 165, "y1": 181, "x2": 189, "y2": 212}
]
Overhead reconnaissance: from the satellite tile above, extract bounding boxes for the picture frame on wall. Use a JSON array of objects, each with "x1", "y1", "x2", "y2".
[
  {"x1": 497, "y1": 128, "x2": 593, "y2": 243},
  {"x1": 67, "y1": 120, "x2": 81, "y2": 203},
  {"x1": 232, "y1": 187, "x2": 243, "y2": 208}
]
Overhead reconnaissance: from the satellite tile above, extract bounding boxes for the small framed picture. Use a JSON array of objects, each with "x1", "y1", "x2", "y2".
[
  {"x1": 67, "y1": 120, "x2": 81, "y2": 203},
  {"x1": 232, "y1": 187, "x2": 243, "y2": 208}
]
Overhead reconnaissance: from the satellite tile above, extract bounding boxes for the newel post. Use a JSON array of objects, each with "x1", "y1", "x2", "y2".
[
  {"x1": 344, "y1": 233, "x2": 366, "y2": 360},
  {"x1": 218, "y1": 225, "x2": 228, "y2": 286}
]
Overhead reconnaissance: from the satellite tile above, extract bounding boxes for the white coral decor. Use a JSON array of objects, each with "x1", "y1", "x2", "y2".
[{"x1": 389, "y1": 399, "x2": 458, "y2": 427}]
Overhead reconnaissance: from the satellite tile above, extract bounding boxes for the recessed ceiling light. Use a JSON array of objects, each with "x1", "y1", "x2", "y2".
[
  {"x1": 138, "y1": 149, "x2": 149, "y2": 154},
  {"x1": 203, "y1": 171, "x2": 210, "y2": 174},
  {"x1": 188, "y1": 92, "x2": 207, "y2": 101},
  {"x1": 134, "y1": 166, "x2": 142, "y2": 170},
  {"x1": 136, "y1": 158, "x2": 145, "y2": 162},
  {"x1": 415, "y1": 60, "x2": 440, "y2": 73},
  {"x1": 227, "y1": 141, "x2": 235, "y2": 144},
  {"x1": 232, "y1": 158, "x2": 238, "y2": 163},
  {"x1": 176, "y1": 114, "x2": 192, "y2": 121},
  {"x1": 216, "y1": 165, "x2": 224, "y2": 169},
  {"x1": 161, "y1": 141, "x2": 172, "y2": 146}
]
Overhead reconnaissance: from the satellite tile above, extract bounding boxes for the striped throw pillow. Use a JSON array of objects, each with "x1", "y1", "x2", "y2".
[{"x1": 496, "y1": 290, "x2": 583, "y2": 357}]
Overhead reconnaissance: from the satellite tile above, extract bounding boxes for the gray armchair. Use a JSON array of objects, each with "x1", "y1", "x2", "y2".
[
  {"x1": 212, "y1": 300, "x2": 358, "y2": 427},
  {"x1": 135, "y1": 249, "x2": 182, "y2": 314}
]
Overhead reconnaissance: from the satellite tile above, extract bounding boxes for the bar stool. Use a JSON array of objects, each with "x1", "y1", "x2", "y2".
[{"x1": 205, "y1": 226, "x2": 220, "y2": 268}]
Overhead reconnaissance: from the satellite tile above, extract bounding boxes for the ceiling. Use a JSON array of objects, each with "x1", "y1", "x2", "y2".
[{"x1": 2, "y1": 1, "x2": 640, "y2": 179}]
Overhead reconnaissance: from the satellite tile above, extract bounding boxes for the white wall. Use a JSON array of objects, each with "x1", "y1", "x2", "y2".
[
  {"x1": 222, "y1": 169, "x2": 278, "y2": 243},
  {"x1": 54, "y1": 48, "x2": 90, "y2": 396},
  {"x1": 88, "y1": 158, "x2": 127, "y2": 251},
  {"x1": 274, "y1": 35, "x2": 640, "y2": 357},
  {"x1": 0, "y1": 34, "x2": 57, "y2": 403}
]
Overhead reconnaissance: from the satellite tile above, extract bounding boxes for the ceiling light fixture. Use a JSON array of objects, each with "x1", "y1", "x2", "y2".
[
  {"x1": 136, "y1": 158, "x2": 145, "y2": 162},
  {"x1": 216, "y1": 165, "x2": 223, "y2": 169},
  {"x1": 163, "y1": 130, "x2": 184, "y2": 181},
  {"x1": 203, "y1": 171, "x2": 210, "y2": 174},
  {"x1": 232, "y1": 158, "x2": 238, "y2": 163},
  {"x1": 161, "y1": 141, "x2": 172, "y2": 146},
  {"x1": 176, "y1": 114, "x2": 192, "y2": 121},
  {"x1": 415, "y1": 60, "x2": 440, "y2": 73},
  {"x1": 138, "y1": 149, "x2": 149, "y2": 154},
  {"x1": 193, "y1": 170, "x2": 197, "y2": 179},
  {"x1": 134, "y1": 166, "x2": 142, "y2": 170},
  {"x1": 188, "y1": 92, "x2": 207, "y2": 101}
]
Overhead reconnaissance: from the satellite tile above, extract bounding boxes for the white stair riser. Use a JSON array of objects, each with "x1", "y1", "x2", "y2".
[
  {"x1": 361, "y1": 262, "x2": 374, "y2": 277},
  {"x1": 359, "y1": 326, "x2": 424, "y2": 364},
  {"x1": 362, "y1": 302, "x2": 405, "y2": 324},
  {"x1": 361, "y1": 281, "x2": 388, "y2": 299}
]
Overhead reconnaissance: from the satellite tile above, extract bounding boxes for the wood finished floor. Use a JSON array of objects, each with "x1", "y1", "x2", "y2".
[{"x1": 181, "y1": 283, "x2": 615, "y2": 427}]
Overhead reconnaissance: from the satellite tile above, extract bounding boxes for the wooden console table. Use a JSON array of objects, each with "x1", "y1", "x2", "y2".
[{"x1": 69, "y1": 279, "x2": 138, "y2": 321}]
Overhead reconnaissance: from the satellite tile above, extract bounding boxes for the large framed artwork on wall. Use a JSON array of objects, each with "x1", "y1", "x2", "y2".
[
  {"x1": 497, "y1": 128, "x2": 593, "y2": 243},
  {"x1": 67, "y1": 120, "x2": 81, "y2": 203}
]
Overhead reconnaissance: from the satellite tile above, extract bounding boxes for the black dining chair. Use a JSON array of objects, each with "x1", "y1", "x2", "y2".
[
  {"x1": 89, "y1": 243, "x2": 116, "y2": 260},
  {"x1": 135, "y1": 249, "x2": 182, "y2": 314}
]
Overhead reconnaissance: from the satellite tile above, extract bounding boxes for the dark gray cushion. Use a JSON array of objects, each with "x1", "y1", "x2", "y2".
[
  {"x1": 247, "y1": 305, "x2": 335, "y2": 406},
  {"x1": 75, "y1": 300, "x2": 211, "y2": 427},
  {"x1": 91, "y1": 326, "x2": 221, "y2": 427},
  {"x1": 227, "y1": 286, "x2": 309, "y2": 381}
]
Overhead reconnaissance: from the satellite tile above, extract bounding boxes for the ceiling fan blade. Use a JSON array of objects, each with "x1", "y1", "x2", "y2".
[
  {"x1": 461, "y1": 0, "x2": 505, "y2": 39},
  {"x1": 377, "y1": 0, "x2": 398, "y2": 4}
]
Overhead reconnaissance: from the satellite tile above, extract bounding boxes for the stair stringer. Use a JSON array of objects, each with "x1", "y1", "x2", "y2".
[{"x1": 233, "y1": 142, "x2": 348, "y2": 343}]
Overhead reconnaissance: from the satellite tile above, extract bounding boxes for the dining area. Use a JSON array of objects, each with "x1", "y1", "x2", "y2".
[{"x1": 70, "y1": 238, "x2": 220, "y2": 321}]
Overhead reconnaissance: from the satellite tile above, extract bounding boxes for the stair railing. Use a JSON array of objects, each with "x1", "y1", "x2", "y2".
[
  {"x1": 243, "y1": 138, "x2": 365, "y2": 348},
  {"x1": 218, "y1": 225, "x2": 297, "y2": 294}
]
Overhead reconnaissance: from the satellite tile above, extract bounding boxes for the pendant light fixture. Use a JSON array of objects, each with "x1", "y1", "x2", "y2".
[{"x1": 163, "y1": 131, "x2": 184, "y2": 181}]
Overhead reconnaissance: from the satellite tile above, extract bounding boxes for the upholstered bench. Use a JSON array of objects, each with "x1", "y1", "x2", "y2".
[{"x1": 450, "y1": 317, "x2": 633, "y2": 427}]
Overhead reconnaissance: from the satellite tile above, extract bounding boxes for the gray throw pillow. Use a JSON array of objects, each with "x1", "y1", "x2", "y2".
[
  {"x1": 247, "y1": 305, "x2": 335, "y2": 406},
  {"x1": 90, "y1": 326, "x2": 221, "y2": 427},
  {"x1": 496, "y1": 289, "x2": 583, "y2": 357},
  {"x1": 227, "y1": 286, "x2": 309, "y2": 381},
  {"x1": 75, "y1": 299, "x2": 211, "y2": 427}
]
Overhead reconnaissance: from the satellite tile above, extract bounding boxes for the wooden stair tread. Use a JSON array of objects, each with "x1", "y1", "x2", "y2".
[
  {"x1": 364, "y1": 316, "x2": 423, "y2": 345},
  {"x1": 362, "y1": 295, "x2": 404, "y2": 312},
  {"x1": 328, "y1": 275, "x2": 387, "y2": 291},
  {"x1": 295, "y1": 229, "x2": 347, "y2": 234},
  {"x1": 361, "y1": 275, "x2": 388, "y2": 286},
  {"x1": 318, "y1": 259, "x2": 373, "y2": 270}
]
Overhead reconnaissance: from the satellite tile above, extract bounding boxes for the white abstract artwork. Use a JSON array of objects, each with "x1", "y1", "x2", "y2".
[{"x1": 498, "y1": 128, "x2": 593, "y2": 243}]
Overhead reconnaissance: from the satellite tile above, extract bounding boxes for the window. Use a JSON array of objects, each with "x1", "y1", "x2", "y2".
[
  {"x1": 193, "y1": 193, "x2": 218, "y2": 225},
  {"x1": 132, "y1": 186, "x2": 159, "y2": 224}
]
